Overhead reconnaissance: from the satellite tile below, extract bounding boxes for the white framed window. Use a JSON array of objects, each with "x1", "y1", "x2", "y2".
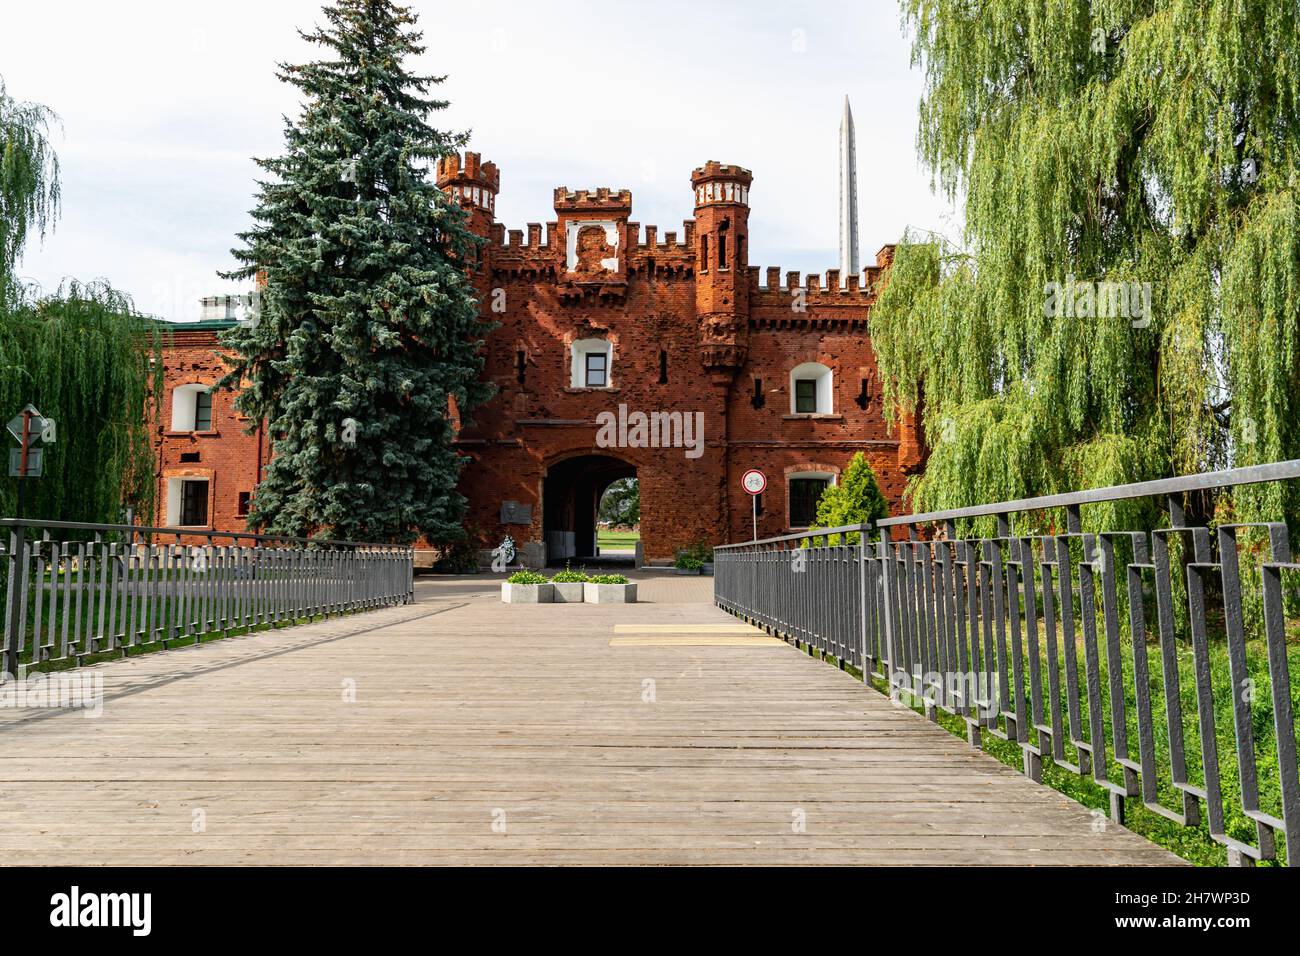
[
  {"x1": 571, "y1": 338, "x2": 613, "y2": 388},
  {"x1": 166, "y1": 477, "x2": 210, "y2": 528},
  {"x1": 171, "y1": 384, "x2": 214, "y2": 432},
  {"x1": 787, "y1": 470, "x2": 836, "y2": 529},
  {"x1": 789, "y1": 362, "x2": 833, "y2": 415}
]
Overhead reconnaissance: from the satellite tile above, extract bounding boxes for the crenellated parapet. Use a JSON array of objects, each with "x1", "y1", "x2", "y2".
[
  {"x1": 436, "y1": 151, "x2": 499, "y2": 215},
  {"x1": 553, "y1": 187, "x2": 633, "y2": 216},
  {"x1": 456, "y1": 155, "x2": 897, "y2": 334},
  {"x1": 690, "y1": 161, "x2": 752, "y2": 207},
  {"x1": 746, "y1": 245, "x2": 895, "y2": 324}
]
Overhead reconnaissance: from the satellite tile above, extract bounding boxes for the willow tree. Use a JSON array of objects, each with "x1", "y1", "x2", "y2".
[
  {"x1": 0, "y1": 78, "x2": 159, "y2": 524},
  {"x1": 1, "y1": 79, "x2": 60, "y2": 300},
  {"x1": 0, "y1": 283, "x2": 161, "y2": 522},
  {"x1": 873, "y1": 1, "x2": 1300, "y2": 531}
]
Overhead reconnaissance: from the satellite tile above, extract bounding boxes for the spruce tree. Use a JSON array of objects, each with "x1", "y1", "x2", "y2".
[{"x1": 219, "y1": 0, "x2": 493, "y2": 544}]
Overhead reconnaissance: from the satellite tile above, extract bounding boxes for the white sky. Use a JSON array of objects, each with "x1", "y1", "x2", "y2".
[{"x1": 3, "y1": 0, "x2": 957, "y2": 321}]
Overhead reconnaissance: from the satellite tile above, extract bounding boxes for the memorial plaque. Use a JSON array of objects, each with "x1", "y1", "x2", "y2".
[{"x1": 500, "y1": 500, "x2": 533, "y2": 525}]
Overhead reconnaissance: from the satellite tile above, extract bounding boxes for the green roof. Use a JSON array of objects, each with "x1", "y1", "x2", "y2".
[{"x1": 153, "y1": 318, "x2": 238, "y2": 331}]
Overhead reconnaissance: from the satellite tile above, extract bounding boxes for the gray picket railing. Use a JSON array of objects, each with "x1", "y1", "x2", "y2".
[
  {"x1": 2, "y1": 517, "x2": 414, "y2": 677},
  {"x1": 715, "y1": 460, "x2": 1300, "y2": 866}
]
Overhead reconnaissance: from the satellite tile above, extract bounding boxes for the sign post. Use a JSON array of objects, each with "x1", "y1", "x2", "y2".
[
  {"x1": 741, "y1": 469, "x2": 767, "y2": 543},
  {"x1": 5, "y1": 404, "x2": 54, "y2": 679},
  {"x1": 7, "y1": 404, "x2": 55, "y2": 520}
]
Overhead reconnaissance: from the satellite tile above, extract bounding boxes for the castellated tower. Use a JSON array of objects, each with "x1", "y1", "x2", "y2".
[
  {"x1": 435, "y1": 151, "x2": 499, "y2": 243},
  {"x1": 691, "y1": 161, "x2": 752, "y2": 379}
]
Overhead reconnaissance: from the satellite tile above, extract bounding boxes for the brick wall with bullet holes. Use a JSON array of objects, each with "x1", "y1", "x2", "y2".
[{"x1": 151, "y1": 154, "x2": 922, "y2": 562}]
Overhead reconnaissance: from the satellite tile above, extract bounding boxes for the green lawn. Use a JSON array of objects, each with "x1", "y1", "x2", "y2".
[{"x1": 597, "y1": 529, "x2": 639, "y2": 550}]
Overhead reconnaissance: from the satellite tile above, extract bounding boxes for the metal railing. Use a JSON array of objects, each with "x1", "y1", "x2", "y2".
[
  {"x1": 2, "y1": 518, "x2": 414, "y2": 677},
  {"x1": 715, "y1": 460, "x2": 1300, "y2": 866}
]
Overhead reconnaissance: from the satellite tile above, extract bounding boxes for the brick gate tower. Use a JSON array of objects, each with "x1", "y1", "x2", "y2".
[{"x1": 151, "y1": 150, "x2": 921, "y2": 566}]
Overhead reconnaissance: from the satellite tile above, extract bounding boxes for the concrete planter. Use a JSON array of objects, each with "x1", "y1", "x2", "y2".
[
  {"x1": 674, "y1": 566, "x2": 701, "y2": 575},
  {"x1": 701, "y1": 563, "x2": 714, "y2": 577},
  {"x1": 501, "y1": 582, "x2": 553, "y2": 603},
  {"x1": 583, "y1": 582, "x2": 638, "y2": 604},
  {"x1": 551, "y1": 581, "x2": 586, "y2": 603}
]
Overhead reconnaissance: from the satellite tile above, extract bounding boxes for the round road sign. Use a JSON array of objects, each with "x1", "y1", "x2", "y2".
[{"x1": 741, "y1": 469, "x2": 767, "y2": 496}]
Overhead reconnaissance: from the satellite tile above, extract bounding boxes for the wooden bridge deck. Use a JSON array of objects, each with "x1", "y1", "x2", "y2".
[{"x1": 0, "y1": 574, "x2": 1182, "y2": 865}]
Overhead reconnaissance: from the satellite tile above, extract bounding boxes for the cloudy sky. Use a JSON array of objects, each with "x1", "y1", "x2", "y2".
[{"x1": 3, "y1": 0, "x2": 957, "y2": 321}]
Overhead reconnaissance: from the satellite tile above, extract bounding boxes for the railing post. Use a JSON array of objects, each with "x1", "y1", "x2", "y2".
[
  {"x1": 879, "y1": 525, "x2": 896, "y2": 693},
  {"x1": 4, "y1": 522, "x2": 26, "y2": 678}
]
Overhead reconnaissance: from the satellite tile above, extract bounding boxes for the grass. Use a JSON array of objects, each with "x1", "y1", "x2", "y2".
[{"x1": 597, "y1": 529, "x2": 640, "y2": 550}]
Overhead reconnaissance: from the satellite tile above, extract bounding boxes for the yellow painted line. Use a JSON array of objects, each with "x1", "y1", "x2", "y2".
[
  {"x1": 609, "y1": 635, "x2": 787, "y2": 647},
  {"x1": 612, "y1": 624, "x2": 763, "y2": 634}
]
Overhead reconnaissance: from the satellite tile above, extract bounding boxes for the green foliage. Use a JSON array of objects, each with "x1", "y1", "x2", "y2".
[
  {"x1": 588, "y1": 573, "x2": 629, "y2": 585},
  {"x1": 0, "y1": 283, "x2": 162, "y2": 524},
  {"x1": 0, "y1": 76, "x2": 159, "y2": 526},
  {"x1": 506, "y1": 570, "x2": 547, "y2": 585},
  {"x1": 550, "y1": 564, "x2": 589, "y2": 583},
  {"x1": 217, "y1": 0, "x2": 494, "y2": 545},
  {"x1": 674, "y1": 553, "x2": 703, "y2": 570},
  {"x1": 876, "y1": 1, "x2": 1300, "y2": 536},
  {"x1": 680, "y1": 539, "x2": 712, "y2": 563},
  {"x1": 598, "y1": 477, "x2": 639, "y2": 525},
  {"x1": 0, "y1": 78, "x2": 60, "y2": 294},
  {"x1": 807, "y1": 453, "x2": 888, "y2": 545},
  {"x1": 431, "y1": 534, "x2": 478, "y2": 573}
]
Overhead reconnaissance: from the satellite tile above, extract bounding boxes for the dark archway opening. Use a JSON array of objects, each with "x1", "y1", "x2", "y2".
[{"x1": 543, "y1": 454, "x2": 636, "y2": 566}]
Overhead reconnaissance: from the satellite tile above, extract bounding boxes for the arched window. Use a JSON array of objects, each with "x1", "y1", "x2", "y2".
[
  {"x1": 789, "y1": 362, "x2": 833, "y2": 415},
  {"x1": 571, "y1": 338, "x2": 613, "y2": 389},
  {"x1": 171, "y1": 384, "x2": 214, "y2": 432}
]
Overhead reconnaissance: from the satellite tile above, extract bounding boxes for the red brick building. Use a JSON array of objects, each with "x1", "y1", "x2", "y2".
[
  {"x1": 151, "y1": 308, "x2": 268, "y2": 541},
  {"x1": 151, "y1": 154, "x2": 922, "y2": 563}
]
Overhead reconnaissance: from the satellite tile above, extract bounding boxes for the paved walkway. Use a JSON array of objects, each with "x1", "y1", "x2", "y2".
[{"x1": 0, "y1": 573, "x2": 1181, "y2": 865}]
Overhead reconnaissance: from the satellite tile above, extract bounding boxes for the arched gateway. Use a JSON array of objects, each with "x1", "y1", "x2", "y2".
[{"x1": 542, "y1": 453, "x2": 635, "y2": 565}]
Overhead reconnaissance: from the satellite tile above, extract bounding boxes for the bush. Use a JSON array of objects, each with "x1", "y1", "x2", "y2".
[
  {"x1": 432, "y1": 536, "x2": 479, "y2": 573},
  {"x1": 588, "y1": 574, "x2": 629, "y2": 584},
  {"x1": 675, "y1": 553, "x2": 704, "y2": 570},
  {"x1": 807, "y1": 452, "x2": 888, "y2": 545},
  {"x1": 550, "y1": 564, "x2": 589, "y2": 583},
  {"x1": 506, "y1": 570, "x2": 547, "y2": 585},
  {"x1": 683, "y1": 539, "x2": 713, "y2": 563}
]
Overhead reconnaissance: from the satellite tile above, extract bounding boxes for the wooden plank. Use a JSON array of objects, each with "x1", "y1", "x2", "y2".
[
  {"x1": 0, "y1": 576, "x2": 1186, "y2": 866},
  {"x1": 608, "y1": 635, "x2": 786, "y2": 646},
  {"x1": 612, "y1": 623, "x2": 763, "y2": 633}
]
